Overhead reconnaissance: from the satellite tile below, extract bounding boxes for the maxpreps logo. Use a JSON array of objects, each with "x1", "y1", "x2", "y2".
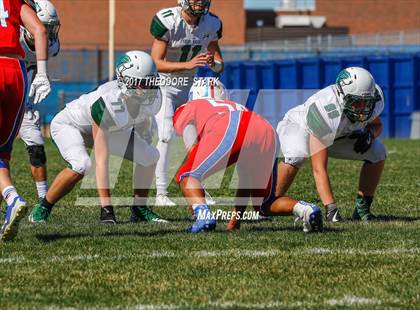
[{"x1": 197, "y1": 209, "x2": 260, "y2": 221}]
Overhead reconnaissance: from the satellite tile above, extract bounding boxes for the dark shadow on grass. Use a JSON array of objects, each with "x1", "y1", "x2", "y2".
[
  {"x1": 364, "y1": 214, "x2": 420, "y2": 222},
  {"x1": 35, "y1": 228, "x2": 187, "y2": 242},
  {"x1": 246, "y1": 225, "x2": 345, "y2": 234}
]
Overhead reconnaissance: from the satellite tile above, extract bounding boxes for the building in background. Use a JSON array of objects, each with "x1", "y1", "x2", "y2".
[
  {"x1": 246, "y1": 0, "x2": 420, "y2": 42},
  {"x1": 53, "y1": 0, "x2": 245, "y2": 49}
]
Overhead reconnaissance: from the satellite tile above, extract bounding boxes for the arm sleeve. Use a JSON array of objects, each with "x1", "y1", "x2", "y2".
[
  {"x1": 306, "y1": 102, "x2": 334, "y2": 139},
  {"x1": 150, "y1": 13, "x2": 170, "y2": 41},
  {"x1": 91, "y1": 97, "x2": 116, "y2": 129}
]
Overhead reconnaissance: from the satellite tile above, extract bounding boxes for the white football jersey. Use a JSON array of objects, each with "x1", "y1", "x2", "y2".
[
  {"x1": 284, "y1": 84, "x2": 384, "y2": 144},
  {"x1": 63, "y1": 81, "x2": 161, "y2": 134},
  {"x1": 20, "y1": 27, "x2": 60, "y2": 72},
  {"x1": 150, "y1": 6, "x2": 222, "y2": 78}
]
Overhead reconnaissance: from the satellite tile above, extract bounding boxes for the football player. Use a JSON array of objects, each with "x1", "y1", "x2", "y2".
[
  {"x1": 276, "y1": 67, "x2": 387, "y2": 222},
  {"x1": 174, "y1": 79, "x2": 323, "y2": 233},
  {"x1": 150, "y1": 0, "x2": 224, "y2": 206},
  {"x1": 29, "y1": 51, "x2": 168, "y2": 224},
  {"x1": 0, "y1": 0, "x2": 50, "y2": 241},
  {"x1": 19, "y1": 0, "x2": 60, "y2": 203}
]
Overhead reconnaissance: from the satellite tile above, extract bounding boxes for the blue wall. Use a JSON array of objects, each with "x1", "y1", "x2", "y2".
[
  {"x1": 39, "y1": 52, "x2": 420, "y2": 139},
  {"x1": 198, "y1": 52, "x2": 420, "y2": 138}
]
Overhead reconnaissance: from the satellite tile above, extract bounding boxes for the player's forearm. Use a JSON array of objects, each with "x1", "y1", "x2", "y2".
[
  {"x1": 154, "y1": 59, "x2": 191, "y2": 73},
  {"x1": 313, "y1": 167, "x2": 335, "y2": 205},
  {"x1": 33, "y1": 29, "x2": 48, "y2": 61},
  {"x1": 95, "y1": 162, "x2": 111, "y2": 206}
]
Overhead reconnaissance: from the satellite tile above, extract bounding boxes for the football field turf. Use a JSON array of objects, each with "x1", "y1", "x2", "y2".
[{"x1": 1, "y1": 139, "x2": 419, "y2": 309}]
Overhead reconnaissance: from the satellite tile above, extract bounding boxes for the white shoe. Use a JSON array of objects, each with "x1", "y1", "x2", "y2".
[
  {"x1": 295, "y1": 203, "x2": 323, "y2": 233},
  {"x1": 204, "y1": 190, "x2": 216, "y2": 205},
  {"x1": 155, "y1": 194, "x2": 176, "y2": 206}
]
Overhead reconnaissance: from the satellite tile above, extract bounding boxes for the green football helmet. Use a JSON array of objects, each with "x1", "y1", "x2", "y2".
[
  {"x1": 178, "y1": 0, "x2": 211, "y2": 16},
  {"x1": 336, "y1": 67, "x2": 381, "y2": 123},
  {"x1": 116, "y1": 50, "x2": 159, "y2": 105}
]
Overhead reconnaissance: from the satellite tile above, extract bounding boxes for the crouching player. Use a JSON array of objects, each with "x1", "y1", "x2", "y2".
[
  {"x1": 19, "y1": 0, "x2": 61, "y2": 201},
  {"x1": 29, "y1": 51, "x2": 167, "y2": 224},
  {"x1": 174, "y1": 80, "x2": 323, "y2": 233},
  {"x1": 276, "y1": 67, "x2": 386, "y2": 222}
]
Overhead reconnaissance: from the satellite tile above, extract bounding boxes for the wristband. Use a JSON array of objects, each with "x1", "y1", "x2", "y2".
[
  {"x1": 210, "y1": 60, "x2": 223, "y2": 73},
  {"x1": 37, "y1": 60, "x2": 48, "y2": 75}
]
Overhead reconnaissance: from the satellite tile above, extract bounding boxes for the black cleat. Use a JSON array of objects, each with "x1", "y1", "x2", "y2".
[
  {"x1": 326, "y1": 205, "x2": 343, "y2": 223},
  {"x1": 100, "y1": 206, "x2": 117, "y2": 224}
]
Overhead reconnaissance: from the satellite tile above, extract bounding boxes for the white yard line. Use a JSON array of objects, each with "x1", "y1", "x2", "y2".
[
  {"x1": 303, "y1": 247, "x2": 420, "y2": 255},
  {"x1": 326, "y1": 295, "x2": 382, "y2": 306},
  {"x1": 1, "y1": 248, "x2": 418, "y2": 266}
]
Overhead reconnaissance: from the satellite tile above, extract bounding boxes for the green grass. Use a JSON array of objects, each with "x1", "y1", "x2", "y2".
[{"x1": 1, "y1": 138, "x2": 419, "y2": 309}]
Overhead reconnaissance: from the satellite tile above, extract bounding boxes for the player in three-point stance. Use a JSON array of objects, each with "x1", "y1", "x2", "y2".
[
  {"x1": 19, "y1": 0, "x2": 60, "y2": 203},
  {"x1": 276, "y1": 67, "x2": 387, "y2": 222},
  {"x1": 174, "y1": 80, "x2": 323, "y2": 233},
  {"x1": 150, "y1": 0, "x2": 223, "y2": 206},
  {"x1": 29, "y1": 51, "x2": 168, "y2": 225},
  {"x1": 0, "y1": 0, "x2": 51, "y2": 241}
]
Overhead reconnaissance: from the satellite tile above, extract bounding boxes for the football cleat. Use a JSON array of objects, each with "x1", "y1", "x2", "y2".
[
  {"x1": 130, "y1": 206, "x2": 168, "y2": 223},
  {"x1": 188, "y1": 205, "x2": 216, "y2": 233},
  {"x1": 295, "y1": 203, "x2": 323, "y2": 233},
  {"x1": 1, "y1": 196, "x2": 28, "y2": 242},
  {"x1": 100, "y1": 206, "x2": 117, "y2": 224},
  {"x1": 28, "y1": 199, "x2": 51, "y2": 223},
  {"x1": 352, "y1": 206, "x2": 377, "y2": 221},
  {"x1": 326, "y1": 205, "x2": 343, "y2": 223},
  {"x1": 155, "y1": 194, "x2": 176, "y2": 206}
]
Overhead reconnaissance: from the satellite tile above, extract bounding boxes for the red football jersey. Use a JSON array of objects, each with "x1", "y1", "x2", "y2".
[
  {"x1": 173, "y1": 99, "x2": 249, "y2": 137},
  {"x1": 0, "y1": 0, "x2": 25, "y2": 58}
]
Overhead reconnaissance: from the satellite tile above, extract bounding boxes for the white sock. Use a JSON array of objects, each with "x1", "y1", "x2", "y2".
[
  {"x1": 155, "y1": 140, "x2": 172, "y2": 196},
  {"x1": 293, "y1": 201, "x2": 307, "y2": 218},
  {"x1": 2, "y1": 186, "x2": 19, "y2": 206},
  {"x1": 36, "y1": 181, "x2": 48, "y2": 198}
]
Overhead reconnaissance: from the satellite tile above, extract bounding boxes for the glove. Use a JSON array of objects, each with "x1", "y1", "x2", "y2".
[
  {"x1": 29, "y1": 73, "x2": 51, "y2": 104},
  {"x1": 349, "y1": 127, "x2": 374, "y2": 154}
]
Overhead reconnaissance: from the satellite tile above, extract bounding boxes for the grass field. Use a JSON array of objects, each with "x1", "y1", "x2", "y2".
[{"x1": 1, "y1": 138, "x2": 419, "y2": 309}]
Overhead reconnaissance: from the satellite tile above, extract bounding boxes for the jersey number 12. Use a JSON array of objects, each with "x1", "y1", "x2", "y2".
[{"x1": 0, "y1": 0, "x2": 9, "y2": 28}]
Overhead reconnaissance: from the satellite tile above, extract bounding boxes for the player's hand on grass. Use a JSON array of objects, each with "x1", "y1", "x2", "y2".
[
  {"x1": 185, "y1": 53, "x2": 208, "y2": 70},
  {"x1": 29, "y1": 73, "x2": 51, "y2": 104}
]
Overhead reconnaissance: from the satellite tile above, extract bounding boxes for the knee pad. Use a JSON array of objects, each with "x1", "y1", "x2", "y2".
[
  {"x1": 284, "y1": 157, "x2": 306, "y2": 168},
  {"x1": 70, "y1": 157, "x2": 92, "y2": 175},
  {"x1": 26, "y1": 145, "x2": 47, "y2": 167}
]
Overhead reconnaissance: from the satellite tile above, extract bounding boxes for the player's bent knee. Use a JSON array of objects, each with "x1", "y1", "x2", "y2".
[
  {"x1": 70, "y1": 157, "x2": 92, "y2": 175},
  {"x1": 365, "y1": 141, "x2": 387, "y2": 163},
  {"x1": 26, "y1": 145, "x2": 47, "y2": 167}
]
